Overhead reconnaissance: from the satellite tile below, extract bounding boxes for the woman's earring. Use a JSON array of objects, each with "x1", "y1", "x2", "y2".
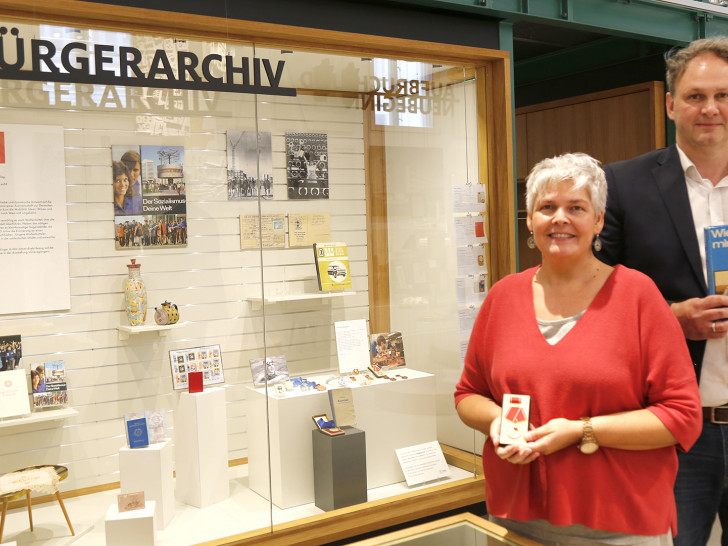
[
  {"x1": 593, "y1": 234, "x2": 603, "y2": 252},
  {"x1": 527, "y1": 233, "x2": 536, "y2": 249}
]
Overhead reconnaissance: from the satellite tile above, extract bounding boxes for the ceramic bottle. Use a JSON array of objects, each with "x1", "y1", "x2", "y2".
[{"x1": 124, "y1": 259, "x2": 147, "y2": 325}]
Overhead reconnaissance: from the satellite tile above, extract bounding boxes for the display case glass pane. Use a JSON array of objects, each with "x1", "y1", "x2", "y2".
[{"x1": 0, "y1": 16, "x2": 492, "y2": 542}]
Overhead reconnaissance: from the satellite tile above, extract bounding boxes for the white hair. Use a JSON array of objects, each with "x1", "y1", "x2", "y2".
[{"x1": 525, "y1": 152, "x2": 607, "y2": 216}]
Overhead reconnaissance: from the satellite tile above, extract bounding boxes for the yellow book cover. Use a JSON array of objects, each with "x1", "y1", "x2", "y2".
[{"x1": 313, "y1": 242, "x2": 352, "y2": 291}]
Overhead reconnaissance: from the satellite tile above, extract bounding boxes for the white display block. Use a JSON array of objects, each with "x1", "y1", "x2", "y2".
[
  {"x1": 119, "y1": 439, "x2": 174, "y2": 529},
  {"x1": 247, "y1": 369, "x2": 436, "y2": 509},
  {"x1": 105, "y1": 500, "x2": 156, "y2": 546},
  {"x1": 174, "y1": 387, "x2": 230, "y2": 507}
]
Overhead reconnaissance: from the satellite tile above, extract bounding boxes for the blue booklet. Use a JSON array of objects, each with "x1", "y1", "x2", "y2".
[
  {"x1": 705, "y1": 225, "x2": 728, "y2": 294},
  {"x1": 125, "y1": 417, "x2": 150, "y2": 449}
]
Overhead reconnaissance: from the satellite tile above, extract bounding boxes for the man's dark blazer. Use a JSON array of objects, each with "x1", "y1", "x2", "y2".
[{"x1": 596, "y1": 144, "x2": 707, "y2": 380}]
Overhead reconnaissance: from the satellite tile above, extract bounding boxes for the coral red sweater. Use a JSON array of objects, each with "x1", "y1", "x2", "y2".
[{"x1": 455, "y1": 265, "x2": 702, "y2": 536}]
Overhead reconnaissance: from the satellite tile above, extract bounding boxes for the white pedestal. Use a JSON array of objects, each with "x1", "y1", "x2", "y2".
[
  {"x1": 105, "y1": 500, "x2": 156, "y2": 546},
  {"x1": 247, "y1": 369, "x2": 437, "y2": 509},
  {"x1": 119, "y1": 439, "x2": 174, "y2": 529},
  {"x1": 175, "y1": 387, "x2": 230, "y2": 507}
]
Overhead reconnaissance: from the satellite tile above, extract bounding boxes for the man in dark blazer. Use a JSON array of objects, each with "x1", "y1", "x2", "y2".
[{"x1": 597, "y1": 37, "x2": 728, "y2": 546}]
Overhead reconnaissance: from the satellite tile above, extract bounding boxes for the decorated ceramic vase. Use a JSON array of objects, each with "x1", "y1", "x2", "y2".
[{"x1": 124, "y1": 259, "x2": 147, "y2": 326}]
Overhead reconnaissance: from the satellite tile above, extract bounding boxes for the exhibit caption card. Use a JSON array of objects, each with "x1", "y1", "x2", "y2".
[
  {"x1": 334, "y1": 319, "x2": 370, "y2": 374},
  {"x1": 395, "y1": 440, "x2": 450, "y2": 487}
]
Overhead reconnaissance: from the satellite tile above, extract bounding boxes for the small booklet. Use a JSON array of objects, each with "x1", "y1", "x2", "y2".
[
  {"x1": 32, "y1": 360, "x2": 68, "y2": 409},
  {"x1": 123, "y1": 409, "x2": 167, "y2": 447},
  {"x1": 328, "y1": 387, "x2": 356, "y2": 427},
  {"x1": 313, "y1": 242, "x2": 352, "y2": 291},
  {"x1": 124, "y1": 413, "x2": 150, "y2": 449}
]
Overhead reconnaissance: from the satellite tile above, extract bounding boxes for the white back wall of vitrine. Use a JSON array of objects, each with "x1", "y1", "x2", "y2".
[
  {"x1": 0, "y1": 81, "x2": 368, "y2": 492},
  {"x1": 386, "y1": 79, "x2": 484, "y2": 453}
]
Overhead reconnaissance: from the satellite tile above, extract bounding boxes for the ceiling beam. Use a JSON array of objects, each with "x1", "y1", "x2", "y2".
[{"x1": 385, "y1": 0, "x2": 728, "y2": 43}]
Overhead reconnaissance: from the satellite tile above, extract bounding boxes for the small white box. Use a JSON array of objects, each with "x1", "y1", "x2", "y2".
[
  {"x1": 105, "y1": 500, "x2": 156, "y2": 546},
  {"x1": 119, "y1": 439, "x2": 174, "y2": 529}
]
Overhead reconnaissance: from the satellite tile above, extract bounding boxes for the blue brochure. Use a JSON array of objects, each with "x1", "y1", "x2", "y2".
[{"x1": 126, "y1": 417, "x2": 150, "y2": 449}]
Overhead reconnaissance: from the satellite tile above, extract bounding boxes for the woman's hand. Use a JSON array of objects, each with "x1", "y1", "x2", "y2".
[
  {"x1": 490, "y1": 416, "x2": 541, "y2": 464},
  {"x1": 523, "y1": 418, "x2": 582, "y2": 455}
]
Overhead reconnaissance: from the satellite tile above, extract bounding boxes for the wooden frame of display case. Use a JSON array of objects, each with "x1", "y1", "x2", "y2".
[{"x1": 0, "y1": 1, "x2": 514, "y2": 543}]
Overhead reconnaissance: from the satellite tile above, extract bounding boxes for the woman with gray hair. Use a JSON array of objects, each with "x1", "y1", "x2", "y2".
[{"x1": 455, "y1": 152, "x2": 702, "y2": 545}]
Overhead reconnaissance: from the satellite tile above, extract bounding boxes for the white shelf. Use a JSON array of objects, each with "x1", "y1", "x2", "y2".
[
  {"x1": 117, "y1": 322, "x2": 184, "y2": 340},
  {"x1": 246, "y1": 291, "x2": 355, "y2": 308},
  {"x1": 0, "y1": 407, "x2": 78, "y2": 429}
]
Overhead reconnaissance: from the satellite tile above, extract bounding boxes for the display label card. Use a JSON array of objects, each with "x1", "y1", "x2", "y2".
[
  {"x1": 454, "y1": 215, "x2": 488, "y2": 245},
  {"x1": 452, "y1": 183, "x2": 486, "y2": 213},
  {"x1": 118, "y1": 491, "x2": 146, "y2": 513},
  {"x1": 458, "y1": 307, "x2": 478, "y2": 338},
  {"x1": 395, "y1": 440, "x2": 451, "y2": 487},
  {"x1": 0, "y1": 124, "x2": 71, "y2": 314},
  {"x1": 240, "y1": 213, "x2": 285, "y2": 249},
  {"x1": 334, "y1": 319, "x2": 370, "y2": 374},
  {"x1": 459, "y1": 340, "x2": 469, "y2": 368},
  {"x1": 0, "y1": 369, "x2": 30, "y2": 418},
  {"x1": 288, "y1": 212, "x2": 331, "y2": 248},
  {"x1": 456, "y1": 245, "x2": 487, "y2": 276},
  {"x1": 455, "y1": 275, "x2": 488, "y2": 307}
]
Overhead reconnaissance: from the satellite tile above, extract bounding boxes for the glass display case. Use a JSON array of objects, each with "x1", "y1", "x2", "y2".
[{"x1": 0, "y1": 5, "x2": 514, "y2": 544}]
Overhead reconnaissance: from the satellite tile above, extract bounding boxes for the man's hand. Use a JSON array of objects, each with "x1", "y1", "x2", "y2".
[{"x1": 671, "y1": 295, "x2": 728, "y2": 339}]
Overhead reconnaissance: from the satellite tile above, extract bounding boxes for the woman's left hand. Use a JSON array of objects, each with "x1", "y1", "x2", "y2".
[{"x1": 524, "y1": 418, "x2": 582, "y2": 455}]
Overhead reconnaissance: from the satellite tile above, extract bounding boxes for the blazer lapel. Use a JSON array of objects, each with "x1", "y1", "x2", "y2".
[{"x1": 653, "y1": 146, "x2": 708, "y2": 294}]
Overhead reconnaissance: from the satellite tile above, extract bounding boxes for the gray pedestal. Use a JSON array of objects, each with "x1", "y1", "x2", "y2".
[{"x1": 312, "y1": 426, "x2": 367, "y2": 511}]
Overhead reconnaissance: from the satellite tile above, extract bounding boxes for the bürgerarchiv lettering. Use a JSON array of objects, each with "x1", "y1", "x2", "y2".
[{"x1": 0, "y1": 27, "x2": 296, "y2": 97}]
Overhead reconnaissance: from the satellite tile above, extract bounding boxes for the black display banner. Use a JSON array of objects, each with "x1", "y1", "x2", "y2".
[{"x1": 0, "y1": 27, "x2": 297, "y2": 97}]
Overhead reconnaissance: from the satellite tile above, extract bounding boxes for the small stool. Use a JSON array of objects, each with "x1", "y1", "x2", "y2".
[
  {"x1": 0, "y1": 465, "x2": 74, "y2": 542},
  {"x1": 0, "y1": 489, "x2": 30, "y2": 543}
]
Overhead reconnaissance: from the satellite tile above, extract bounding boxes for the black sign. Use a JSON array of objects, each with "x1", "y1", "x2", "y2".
[{"x1": 0, "y1": 27, "x2": 297, "y2": 97}]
